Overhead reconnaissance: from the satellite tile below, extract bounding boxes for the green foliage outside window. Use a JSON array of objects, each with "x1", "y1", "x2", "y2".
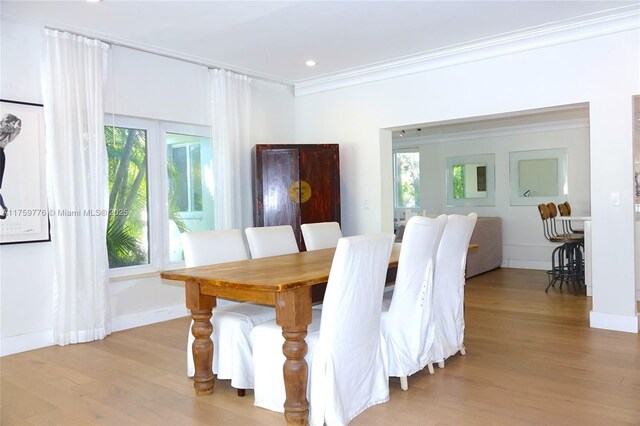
[
  {"x1": 394, "y1": 152, "x2": 420, "y2": 208},
  {"x1": 453, "y1": 164, "x2": 465, "y2": 199},
  {"x1": 105, "y1": 126, "x2": 149, "y2": 268}
]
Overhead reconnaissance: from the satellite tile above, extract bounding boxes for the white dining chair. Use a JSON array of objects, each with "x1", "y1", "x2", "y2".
[
  {"x1": 250, "y1": 233, "x2": 395, "y2": 425},
  {"x1": 300, "y1": 222, "x2": 343, "y2": 250},
  {"x1": 182, "y1": 229, "x2": 276, "y2": 396},
  {"x1": 430, "y1": 213, "x2": 478, "y2": 368},
  {"x1": 380, "y1": 214, "x2": 447, "y2": 391},
  {"x1": 245, "y1": 225, "x2": 299, "y2": 258}
]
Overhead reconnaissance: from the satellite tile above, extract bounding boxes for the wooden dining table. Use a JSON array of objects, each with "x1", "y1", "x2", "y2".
[{"x1": 161, "y1": 243, "x2": 401, "y2": 425}]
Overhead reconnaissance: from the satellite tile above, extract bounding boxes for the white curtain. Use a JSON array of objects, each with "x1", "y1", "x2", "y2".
[
  {"x1": 210, "y1": 69, "x2": 252, "y2": 229},
  {"x1": 42, "y1": 29, "x2": 111, "y2": 345}
]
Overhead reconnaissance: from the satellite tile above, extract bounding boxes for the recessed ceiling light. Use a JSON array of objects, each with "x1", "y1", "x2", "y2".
[
  {"x1": 86, "y1": 0, "x2": 101, "y2": 3},
  {"x1": 305, "y1": 60, "x2": 316, "y2": 67}
]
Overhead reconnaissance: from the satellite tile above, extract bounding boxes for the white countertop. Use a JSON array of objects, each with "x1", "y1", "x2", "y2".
[{"x1": 556, "y1": 216, "x2": 591, "y2": 221}]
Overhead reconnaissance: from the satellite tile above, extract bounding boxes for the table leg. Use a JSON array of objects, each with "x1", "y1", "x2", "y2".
[
  {"x1": 276, "y1": 288, "x2": 312, "y2": 425},
  {"x1": 186, "y1": 280, "x2": 216, "y2": 395}
]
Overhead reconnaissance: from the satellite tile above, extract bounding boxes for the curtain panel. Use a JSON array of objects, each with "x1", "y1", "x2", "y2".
[
  {"x1": 209, "y1": 69, "x2": 252, "y2": 230},
  {"x1": 42, "y1": 29, "x2": 111, "y2": 345}
]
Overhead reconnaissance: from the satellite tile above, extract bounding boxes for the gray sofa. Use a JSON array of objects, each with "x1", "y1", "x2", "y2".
[
  {"x1": 394, "y1": 216, "x2": 502, "y2": 278},
  {"x1": 466, "y1": 216, "x2": 502, "y2": 278}
]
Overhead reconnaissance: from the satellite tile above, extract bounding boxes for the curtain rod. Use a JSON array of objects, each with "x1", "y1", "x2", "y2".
[{"x1": 43, "y1": 25, "x2": 292, "y2": 87}]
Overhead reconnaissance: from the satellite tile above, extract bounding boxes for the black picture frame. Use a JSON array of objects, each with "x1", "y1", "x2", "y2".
[{"x1": 0, "y1": 99, "x2": 51, "y2": 244}]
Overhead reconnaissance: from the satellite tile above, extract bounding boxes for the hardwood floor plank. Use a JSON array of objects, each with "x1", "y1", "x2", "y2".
[
  {"x1": 0, "y1": 379, "x2": 55, "y2": 420},
  {"x1": 1, "y1": 268, "x2": 638, "y2": 425},
  {"x1": 24, "y1": 408, "x2": 93, "y2": 426}
]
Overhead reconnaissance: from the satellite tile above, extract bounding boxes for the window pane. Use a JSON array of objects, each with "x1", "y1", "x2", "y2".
[
  {"x1": 105, "y1": 126, "x2": 150, "y2": 268},
  {"x1": 166, "y1": 133, "x2": 214, "y2": 262},
  {"x1": 169, "y1": 146, "x2": 189, "y2": 211},
  {"x1": 189, "y1": 145, "x2": 203, "y2": 211},
  {"x1": 394, "y1": 152, "x2": 420, "y2": 208}
]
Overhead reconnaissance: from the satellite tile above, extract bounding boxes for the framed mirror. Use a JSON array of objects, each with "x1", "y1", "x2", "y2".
[
  {"x1": 445, "y1": 154, "x2": 495, "y2": 207},
  {"x1": 509, "y1": 148, "x2": 568, "y2": 205}
]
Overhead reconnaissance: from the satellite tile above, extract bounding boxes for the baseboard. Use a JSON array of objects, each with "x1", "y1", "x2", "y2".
[
  {"x1": 111, "y1": 304, "x2": 190, "y2": 332},
  {"x1": 501, "y1": 260, "x2": 550, "y2": 270},
  {"x1": 1, "y1": 304, "x2": 190, "y2": 357},
  {"x1": 1, "y1": 329, "x2": 53, "y2": 357},
  {"x1": 590, "y1": 311, "x2": 639, "y2": 333}
]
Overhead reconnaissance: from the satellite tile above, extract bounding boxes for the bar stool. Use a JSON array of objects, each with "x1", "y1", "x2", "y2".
[
  {"x1": 559, "y1": 201, "x2": 584, "y2": 234},
  {"x1": 547, "y1": 202, "x2": 585, "y2": 292},
  {"x1": 538, "y1": 203, "x2": 584, "y2": 294}
]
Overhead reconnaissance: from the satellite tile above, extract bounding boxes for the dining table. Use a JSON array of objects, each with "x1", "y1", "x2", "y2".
[
  {"x1": 161, "y1": 242, "x2": 478, "y2": 425},
  {"x1": 160, "y1": 243, "x2": 398, "y2": 424}
]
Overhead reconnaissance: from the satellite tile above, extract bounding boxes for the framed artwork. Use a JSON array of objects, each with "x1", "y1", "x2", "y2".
[
  {"x1": 445, "y1": 153, "x2": 496, "y2": 207},
  {"x1": 0, "y1": 99, "x2": 50, "y2": 244},
  {"x1": 509, "y1": 148, "x2": 568, "y2": 206}
]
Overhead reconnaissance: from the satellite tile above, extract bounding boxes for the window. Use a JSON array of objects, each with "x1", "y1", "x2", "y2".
[
  {"x1": 167, "y1": 140, "x2": 202, "y2": 213},
  {"x1": 105, "y1": 125, "x2": 150, "y2": 268},
  {"x1": 165, "y1": 130, "x2": 214, "y2": 262},
  {"x1": 105, "y1": 116, "x2": 214, "y2": 274},
  {"x1": 393, "y1": 150, "x2": 420, "y2": 208}
]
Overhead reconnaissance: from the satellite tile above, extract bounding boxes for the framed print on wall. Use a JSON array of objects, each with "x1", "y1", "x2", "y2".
[
  {"x1": 445, "y1": 153, "x2": 496, "y2": 207},
  {"x1": 0, "y1": 99, "x2": 50, "y2": 244},
  {"x1": 509, "y1": 148, "x2": 568, "y2": 206}
]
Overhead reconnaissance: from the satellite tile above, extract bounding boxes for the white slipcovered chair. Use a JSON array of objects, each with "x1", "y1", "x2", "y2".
[
  {"x1": 380, "y1": 214, "x2": 447, "y2": 391},
  {"x1": 301, "y1": 222, "x2": 343, "y2": 251},
  {"x1": 250, "y1": 233, "x2": 395, "y2": 425},
  {"x1": 245, "y1": 225, "x2": 299, "y2": 258},
  {"x1": 431, "y1": 213, "x2": 478, "y2": 368},
  {"x1": 182, "y1": 229, "x2": 276, "y2": 395}
]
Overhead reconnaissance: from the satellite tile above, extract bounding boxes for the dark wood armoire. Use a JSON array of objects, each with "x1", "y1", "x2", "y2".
[{"x1": 252, "y1": 144, "x2": 340, "y2": 251}]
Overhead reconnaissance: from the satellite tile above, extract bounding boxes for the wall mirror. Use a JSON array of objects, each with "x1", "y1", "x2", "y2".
[
  {"x1": 445, "y1": 154, "x2": 495, "y2": 206},
  {"x1": 509, "y1": 148, "x2": 567, "y2": 205}
]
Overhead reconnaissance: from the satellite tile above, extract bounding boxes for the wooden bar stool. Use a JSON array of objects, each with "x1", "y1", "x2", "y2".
[{"x1": 538, "y1": 204, "x2": 584, "y2": 294}]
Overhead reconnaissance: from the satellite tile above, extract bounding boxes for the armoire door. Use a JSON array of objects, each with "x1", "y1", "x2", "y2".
[
  {"x1": 254, "y1": 148, "x2": 301, "y2": 231},
  {"x1": 253, "y1": 144, "x2": 340, "y2": 250},
  {"x1": 298, "y1": 146, "x2": 340, "y2": 227}
]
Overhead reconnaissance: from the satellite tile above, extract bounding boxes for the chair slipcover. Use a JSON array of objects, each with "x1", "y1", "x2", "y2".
[
  {"x1": 431, "y1": 213, "x2": 478, "y2": 363},
  {"x1": 381, "y1": 215, "x2": 447, "y2": 378},
  {"x1": 250, "y1": 311, "x2": 322, "y2": 413},
  {"x1": 251, "y1": 233, "x2": 395, "y2": 425},
  {"x1": 245, "y1": 225, "x2": 299, "y2": 258},
  {"x1": 182, "y1": 229, "x2": 275, "y2": 390},
  {"x1": 301, "y1": 222, "x2": 343, "y2": 250}
]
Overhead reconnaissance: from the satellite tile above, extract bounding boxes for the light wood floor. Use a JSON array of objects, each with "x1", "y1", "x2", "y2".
[{"x1": 2, "y1": 268, "x2": 639, "y2": 425}]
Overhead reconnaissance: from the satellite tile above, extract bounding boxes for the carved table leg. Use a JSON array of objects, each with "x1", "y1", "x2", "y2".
[
  {"x1": 276, "y1": 288, "x2": 312, "y2": 425},
  {"x1": 191, "y1": 308, "x2": 214, "y2": 394},
  {"x1": 186, "y1": 280, "x2": 216, "y2": 395}
]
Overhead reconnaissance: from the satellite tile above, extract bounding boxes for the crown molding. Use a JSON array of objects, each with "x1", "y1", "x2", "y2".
[
  {"x1": 295, "y1": 7, "x2": 640, "y2": 97},
  {"x1": 392, "y1": 117, "x2": 590, "y2": 147}
]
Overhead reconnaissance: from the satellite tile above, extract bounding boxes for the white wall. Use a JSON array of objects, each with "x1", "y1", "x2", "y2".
[
  {"x1": 0, "y1": 19, "x2": 295, "y2": 355},
  {"x1": 295, "y1": 29, "x2": 640, "y2": 332},
  {"x1": 395, "y1": 123, "x2": 590, "y2": 270}
]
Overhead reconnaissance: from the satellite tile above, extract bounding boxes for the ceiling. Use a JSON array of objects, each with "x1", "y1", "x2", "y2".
[{"x1": 2, "y1": 1, "x2": 638, "y2": 84}]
